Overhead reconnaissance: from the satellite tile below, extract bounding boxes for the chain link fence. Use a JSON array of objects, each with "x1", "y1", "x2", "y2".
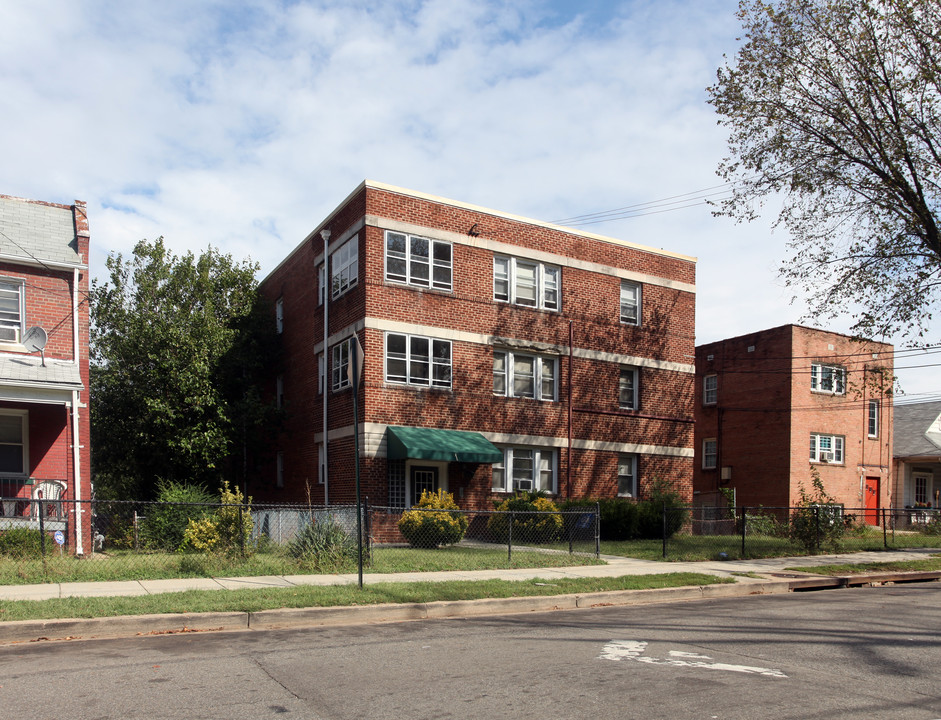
[
  {"x1": 3, "y1": 496, "x2": 939, "y2": 584},
  {"x1": 0, "y1": 497, "x2": 599, "y2": 584},
  {"x1": 663, "y1": 504, "x2": 941, "y2": 560}
]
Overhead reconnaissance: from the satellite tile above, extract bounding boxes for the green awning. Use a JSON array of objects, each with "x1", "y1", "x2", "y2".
[{"x1": 386, "y1": 426, "x2": 502, "y2": 464}]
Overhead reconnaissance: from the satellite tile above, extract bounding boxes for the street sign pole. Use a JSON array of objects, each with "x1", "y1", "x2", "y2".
[{"x1": 348, "y1": 336, "x2": 365, "y2": 588}]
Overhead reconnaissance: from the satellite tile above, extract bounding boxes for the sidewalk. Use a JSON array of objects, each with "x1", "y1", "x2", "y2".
[{"x1": 0, "y1": 548, "x2": 938, "y2": 645}]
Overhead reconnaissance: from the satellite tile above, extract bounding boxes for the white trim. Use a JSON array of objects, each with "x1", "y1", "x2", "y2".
[
  {"x1": 362, "y1": 179, "x2": 697, "y2": 263},
  {"x1": 364, "y1": 317, "x2": 695, "y2": 374},
  {"x1": 371, "y1": 215, "x2": 696, "y2": 294}
]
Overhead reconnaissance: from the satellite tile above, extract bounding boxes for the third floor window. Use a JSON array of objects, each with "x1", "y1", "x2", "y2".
[
  {"x1": 385, "y1": 231, "x2": 452, "y2": 291},
  {"x1": 493, "y1": 256, "x2": 559, "y2": 311}
]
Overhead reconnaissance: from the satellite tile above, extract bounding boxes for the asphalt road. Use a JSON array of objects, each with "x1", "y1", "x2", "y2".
[{"x1": 1, "y1": 585, "x2": 939, "y2": 719}]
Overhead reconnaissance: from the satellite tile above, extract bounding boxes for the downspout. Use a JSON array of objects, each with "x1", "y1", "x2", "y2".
[
  {"x1": 71, "y1": 267, "x2": 83, "y2": 554},
  {"x1": 567, "y1": 321, "x2": 573, "y2": 499},
  {"x1": 321, "y1": 231, "x2": 331, "y2": 505},
  {"x1": 72, "y1": 268, "x2": 80, "y2": 362},
  {"x1": 71, "y1": 390, "x2": 83, "y2": 555}
]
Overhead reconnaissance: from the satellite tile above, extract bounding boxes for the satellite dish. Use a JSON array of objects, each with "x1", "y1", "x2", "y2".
[{"x1": 23, "y1": 326, "x2": 48, "y2": 353}]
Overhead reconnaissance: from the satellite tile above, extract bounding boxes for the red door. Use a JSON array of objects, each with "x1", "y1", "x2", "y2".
[{"x1": 865, "y1": 476, "x2": 880, "y2": 525}]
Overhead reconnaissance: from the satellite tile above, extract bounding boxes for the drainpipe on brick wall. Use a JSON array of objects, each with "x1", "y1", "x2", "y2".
[
  {"x1": 567, "y1": 321, "x2": 573, "y2": 499},
  {"x1": 321, "y1": 230, "x2": 330, "y2": 506},
  {"x1": 71, "y1": 390, "x2": 83, "y2": 555}
]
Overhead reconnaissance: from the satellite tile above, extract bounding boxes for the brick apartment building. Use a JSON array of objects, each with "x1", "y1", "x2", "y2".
[
  {"x1": 694, "y1": 324, "x2": 894, "y2": 521},
  {"x1": 0, "y1": 195, "x2": 91, "y2": 552},
  {"x1": 254, "y1": 181, "x2": 696, "y2": 510}
]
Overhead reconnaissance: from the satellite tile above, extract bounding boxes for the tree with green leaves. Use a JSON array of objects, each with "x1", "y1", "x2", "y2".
[
  {"x1": 90, "y1": 238, "x2": 279, "y2": 499},
  {"x1": 709, "y1": 0, "x2": 941, "y2": 341}
]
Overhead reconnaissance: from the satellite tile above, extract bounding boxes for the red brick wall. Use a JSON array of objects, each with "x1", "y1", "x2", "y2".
[
  {"x1": 257, "y1": 183, "x2": 696, "y2": 508},
  {"x1": 695, "y1": 325, "x2": 893, "y2": 511}
]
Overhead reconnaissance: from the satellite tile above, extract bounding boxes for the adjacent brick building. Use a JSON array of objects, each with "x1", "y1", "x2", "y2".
[
  {"x1": 694, "y1": 324, "x2": 893, "y2": 522},
  {"x1": 0, "y1": 195, "x2": 91, "y2": 552},
  {"x1": 254, "y1": 181, "x2": 695, "y2": 510}
]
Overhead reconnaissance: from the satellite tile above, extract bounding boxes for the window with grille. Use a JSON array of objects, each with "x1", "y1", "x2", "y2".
[
  {"x1": 493, "y1": 256, "x2": 560, "y2": 310},
  {"x1": 385, "y1": 333, "x2": 452, "y2": 388},
  {"x1": 385, "y1": 231, "x2": 452, "y2": 290},
  {"x1": 493, "y1": 350, "x2": 556, "y2": 401}
]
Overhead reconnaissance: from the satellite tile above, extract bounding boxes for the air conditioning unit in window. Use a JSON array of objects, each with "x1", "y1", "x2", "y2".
[
  {"x1": 819, "y1": 452, "x2": 833, "y2": 463},
  {"x1": 516, "y1": 479, "x2": 532, "y2": 491}
]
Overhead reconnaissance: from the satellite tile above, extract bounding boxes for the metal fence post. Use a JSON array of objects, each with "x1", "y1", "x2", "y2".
[
  {"x1": 883, "y1": 507, "x2": 888, "y2": 548},
  {"x1": 38, "y1": 498, "x2": 46, "y2": 560},
  {"x1": 595, "y1": 502, "x2": 601, "y2": 559},
  {"x1": 238, "y1": 503, "x2": 246, "y2": 557},
  {"x1": 814, "y1": 505, "x2": 821, "y2": 551},
  {"x1": 507, "y1": 510, "x2": 514, "y2": 562},
  {"x1": 741, "y1": 506, "x2": 747, "y2": 558},
  {"x1": 661, "y1": 501, "x2": 667, "y2": 559},
  {"x1": 363, "y1": 496, "x2": 371, "y2": 564}
]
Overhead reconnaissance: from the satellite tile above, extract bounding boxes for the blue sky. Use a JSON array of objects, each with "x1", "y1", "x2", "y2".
[{"x1": 0, "y1": 0, "x2": 936, "y2": 399}]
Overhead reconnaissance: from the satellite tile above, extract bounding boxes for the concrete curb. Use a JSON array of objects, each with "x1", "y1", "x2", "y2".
[{"x1": 0, "y1": 571, "x2": 937, "y2": 646}]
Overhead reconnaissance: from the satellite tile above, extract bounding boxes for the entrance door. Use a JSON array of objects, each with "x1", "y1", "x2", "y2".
[
  {"x1": 864, "y1": 476, "x2": 880, "y2": 525},
  {"x1": 410, "y1": 466, "x2": 439, "y2": 506}
]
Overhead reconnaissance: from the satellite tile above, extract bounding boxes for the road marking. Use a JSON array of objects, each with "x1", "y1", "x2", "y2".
[{"x1": 599, "y1": 640, "x2": 787, "y2": 678}]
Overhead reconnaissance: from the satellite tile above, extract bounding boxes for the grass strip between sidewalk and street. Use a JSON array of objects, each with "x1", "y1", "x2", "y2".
[
  {"x1": 785, "y1": 556, "x2": 941, "y2": 575},
  {"x1": 0, "y1": 572, "x2": 731, "y2": 623}
]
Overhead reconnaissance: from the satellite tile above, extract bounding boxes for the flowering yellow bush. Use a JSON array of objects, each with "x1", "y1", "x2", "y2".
[{"x1": 398, "y1": 489, "x2": 468, "y2": 548}]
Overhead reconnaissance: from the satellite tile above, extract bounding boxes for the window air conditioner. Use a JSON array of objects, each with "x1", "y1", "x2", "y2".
[
  {"x1": 820, "y1": 452, "x2": 833, "y2": 463},
  {"x1": 516, "y1": 479, "x2": 532, "y2": 491}
]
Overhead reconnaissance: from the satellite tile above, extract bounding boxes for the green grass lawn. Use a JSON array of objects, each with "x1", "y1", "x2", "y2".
[
  {"x1": 785, "y1": 556, "x2": 941, "y2": 575},
  {"x1": 0, "y1": 571, "x2": 732, "y2": 623},
  {"x1": 0, "y1": 544, "x2": 603, "y2": 586},
  {"x1": 600, "y1": 530, "x2": 941, "y2": 562}
]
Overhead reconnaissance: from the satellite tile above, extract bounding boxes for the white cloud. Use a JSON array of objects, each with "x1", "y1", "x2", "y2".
[{"x1": 0, "y1": 0, "x2": 935, "y2": 397}]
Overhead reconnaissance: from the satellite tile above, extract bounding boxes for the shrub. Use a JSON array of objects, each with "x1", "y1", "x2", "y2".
[
  {"x1": 181, "y1": 516, "x2": 221, "y2": 553},
  {"x1": 636, "y1": 478, "x2": 688, "y2": 539},
  {"x1": 178, "y1": 481, "x2": 253, "y2": 557},
  {"x1": 398, "y1": 489, "x2": 468, "y2": 548},
  {"x1": 790, "y1": 469, "x2": 845, "y2": 552},
  {"x1": 140, "y1": 481, "x2": 215, "y2": 551},
  {"x1": 743, "y1": 510, "x2": 782, "y2": 537},
  {"x1": 0, "y1": 527, "x2": 51, "y2": 558},
  {"x1": 289, "y1": 516, "x2": 359, "y2": 571},
  {"x1": 213, "y1": 481, "x2": 253, "y2": 557},
  {"x1": 487, "y1": 492, "x2": 562, "y2": 544}
]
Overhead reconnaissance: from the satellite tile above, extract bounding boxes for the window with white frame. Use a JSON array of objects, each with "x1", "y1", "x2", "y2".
[
  {"x1": 385, "y1": 231, "x2": 452, "y2": 290},
  {"x1": 868, "y1": 400, "x2": 879, "y2": 438},
  {"x1": 318, "y1": 353, "x2": 325, "y2": 395},
  {"x1": 618, "y1": 453, "x2": 638, "y2": 497},
  {"x1": 914, "y1": 474, "x2": 927, "y2": 505},
  {"x1": 620, "y1": 280, "x2": 641, "y2": 325},
  {"x1": 331, "y1": 235, "x2": 358, "y2": 298},
  {"x1": 318, "y1": 443, "x2": 326, "y2": 485},
  {"x1": 0, "y1": 411, "x2": 27, "y2": 475},
  {"x1": 703, "y1": 374, "x2": 717, "y2": 405},
  {"x1": 332, "y1": 337, "x2": 353, "y2": 391},
  {"x1": 0, "y1": 280, "x2": 24, "y2": 344},
  {"x1": 385, "y1": 333, "x2": 452, "y2": 388},
  {"x1": 388, "y1": 460, "x2": 406, "y2": 508},
  {"x1": 702, "y1": 439, "x2": 717, "y2": 470},
  {"x1": 493, "y1": 256, "x2": 560, "y2": 310},
  {"x1": 491, "y1": 446, "x2": 557, "y2": 494},
  {"x1": 811, "y1": 363, "x2": 846, "y2": 395},
  {"x1": 317, "y1": 264, "x2": 326, "y2": 306},
  {"x1": 493, "y1": 350, "x2": 557, "y2": 401},
  {"x1": 619, "y1": 366, "x2": 639, "y2": 410},
  {"x1": 275, "y1": 297, "x2": 283, "y2": 334},
  {"x1": 810, "y1": 433, "x2": 844, "y2": 463}
]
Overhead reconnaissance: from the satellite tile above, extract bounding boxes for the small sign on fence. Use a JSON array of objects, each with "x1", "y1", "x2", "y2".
[{"x1": 53, "y1": 530, "x2": 65, "y2": 546}]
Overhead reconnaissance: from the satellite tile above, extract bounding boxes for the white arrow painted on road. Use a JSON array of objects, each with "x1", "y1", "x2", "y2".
[{"x1": 599, "y1": 640, "x2": 787, "y2": 678}]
